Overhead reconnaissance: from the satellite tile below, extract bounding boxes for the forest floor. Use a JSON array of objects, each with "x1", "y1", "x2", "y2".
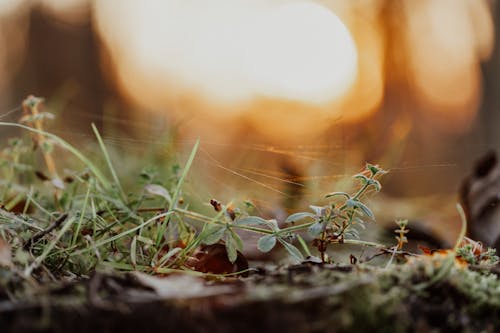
[
  {"x1": 1, "y1": 96, "x2": 500, "y2": 332},
  {"x1": 2, "y1": 259, "x2": 500, "y2": 332}
]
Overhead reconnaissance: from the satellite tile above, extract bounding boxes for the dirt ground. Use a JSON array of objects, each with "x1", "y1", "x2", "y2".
[{"x1": 1, "y1": 260, "x2": 499, "y2": 333}]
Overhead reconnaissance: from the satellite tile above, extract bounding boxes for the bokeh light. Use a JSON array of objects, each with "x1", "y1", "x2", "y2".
[{"x1": 95, "y1": 0, "x2": 358, "y2": 106}]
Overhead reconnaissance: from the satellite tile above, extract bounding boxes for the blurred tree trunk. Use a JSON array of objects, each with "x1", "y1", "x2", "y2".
[
  {"x1": 7, "y1": 5, "x2": 128, "y2": 137},
  {"x1": 481, "y1": 0, "x2": 500, "y2": 151}
]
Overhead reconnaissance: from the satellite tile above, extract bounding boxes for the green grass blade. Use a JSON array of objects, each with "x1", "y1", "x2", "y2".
[
  {"x1": 296, "y1": 234, "x2": 312, "y2": 257},
  {"x1": 130, "y1": 235, "x2": 137, "y2": 267},
  {"x1": 0, "y1": 122, "x2": 111, "y2": 190},
  {"x1": 155, "y1": 139, "x2": 199, "y2": 246},
  {"x1": 91, "y1": 123, "x2": 125, "y2": 200},
  {"x1": 71, "y1": 183, "x2": 92, "y2": 246},
  {"x1": 170, "y1": 139, "x2": 200, "y2": 208}
]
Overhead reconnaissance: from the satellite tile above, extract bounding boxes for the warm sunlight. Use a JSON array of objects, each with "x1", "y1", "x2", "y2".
[
  {"x1": 402, "y1": 0, "x2": 494, "y2": 131},
  {"x1": 3, "y1": 1, "x2": 500, "y2": 329},
  {"x1": 95, "y1": 0, "x2": 358, "y2": 108}
]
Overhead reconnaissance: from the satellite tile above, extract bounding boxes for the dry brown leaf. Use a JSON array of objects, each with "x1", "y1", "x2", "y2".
[{"x1": 185, "y1": 244, "x2": 249, "y2": 276}]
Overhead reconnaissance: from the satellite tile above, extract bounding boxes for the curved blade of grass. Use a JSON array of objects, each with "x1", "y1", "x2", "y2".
[
  {"x1": 71, "y1": 183, "x2": 92, "y2": 246},
  {"x1": 296, "y1": 234, "x2": 312, "y2": 257},
  {"x1": 170, "y1": 139, "x2": 200, "y2": 209},
  {"x1": 91, "y1": 123, "x2": 125, "y2": 200},
  {"x1": 155, "y1": 139, "x2": 199, "y2": 246},
  {"x1": 130, "y1": 235, "x2": 138, "y2": 267},
  {"x1": 0, "y1": 122, "x2": 111, "y2": 190},
  {"x1": 454, "y1": 203, "x2": 468, "y2": 251},
  {"x1": 157, "y1": 247, "x2": 182, "y2": 267}
]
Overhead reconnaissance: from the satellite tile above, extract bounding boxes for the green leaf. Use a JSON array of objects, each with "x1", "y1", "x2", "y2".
[
  {"x1": 353, "y1": 174, "x2": 369, "y2": 184},
  {"x1": 366, "y1": 163, "x2": 380, "y2": 176},
  {"x1": 157, "y1": 247, "x2": 183, "y2": 267},
  {"x1": 309, "y1": 205, "x2": 327, "y2": 216},
  {"x1": 285, "y1": 212, "x2": 315, "y2": 223},
  {"x1": 201, "y1": 224, "x2": 226, "y2": 245},
  {"x1": 144, "y1": 184, "x2": 172, "y2": 204},
  {"x1": 130, "y1": 236, "x2": 137, "y2": 267},
  {"x1": 236, "y1": 216, "x2": 279, "y2": 231},
  {"x1": 353, "y1": 217, "x2": 366, "y2": 229},
  {"x1": 257, "y1": 235, "x2": 276, "y2": 252},
  {"x1": 346, "y1": 199, "x2": 355, "y2": 208},
  {"x1": 225, "y1": 235, "x2": 237, "y2": 263},
  {"x1": 395, "y1": 219, "x2": 408, "y2": 228},
  {"x1": 267, "y1": 219, "x2": 279, "y2": 231},
  {"x1": 278, "y1": 238, "x2": 304, "y2": 262},
  {"x1": 325, "y1": 191, "x2": 350, "y2": 199},
  {"x1": 308, "y1": 221, "x2": 324, "y2": 237},
  {"x1": 345, "y1": 228, "x2": 360, "y2": 239},
  {"x1": 229, "y1": 229, "x2": 244, "y2": 252},
  {"x1": 354, "y1": 201, "x2": 374, "y2": 219},
  {"x1": 366, "y1": 163, "x2": 386, "y2": 176},
  {"x1": 346, "y1": 199, "x2": 374, "y2": 219},
  {"x1": 136, "y1": 235, "x2": 154, "y2": 245},
  {"x1": 236, "y1": 216, "x2": 269, "y2": 226},
  {"x1": 367, "y1": 179, "x2": 381, "y2": 191}
]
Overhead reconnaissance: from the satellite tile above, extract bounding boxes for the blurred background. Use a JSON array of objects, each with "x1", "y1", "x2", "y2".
[{"x1": 0, "y1": 0, "x2": 499, "y2": 239}]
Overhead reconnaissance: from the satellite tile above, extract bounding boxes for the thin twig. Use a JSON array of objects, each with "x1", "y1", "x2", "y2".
[
  {"x1": 24, "y1": 214, "x2": 68, "y2": 250},
  {"x1": 360, "y1": 248, "x2": 417, "y2": 263}
]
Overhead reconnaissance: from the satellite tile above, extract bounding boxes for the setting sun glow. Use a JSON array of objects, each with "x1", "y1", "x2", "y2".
[{"x1": 95, "y1": 0, "x2": 358, "y2": 112}]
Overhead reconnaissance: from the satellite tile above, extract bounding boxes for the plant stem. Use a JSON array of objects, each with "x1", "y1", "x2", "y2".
[
  {"x1": 280, "y1": 222, "x2": 315, "y2": 233},
  {"x1": 25, "y1": 99, "x2": 59, "y2": 180},
  {"x1": 342, "y1": 239, "x2": 385, "y2": 248},
  {"x1": 352, "y1": 181, "x2": 371, "y2": 201}
]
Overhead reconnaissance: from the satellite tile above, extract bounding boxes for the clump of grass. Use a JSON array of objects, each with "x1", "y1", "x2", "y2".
[
  {"x1": 0, "y1": 96, "x2": 497, "y2": 290},
  {"x1": 3, "y1": 97, "x2": 500, "y2": 333},
  {"x1": 0, "y1": 97, "x2": 382, "y2": 281}
]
